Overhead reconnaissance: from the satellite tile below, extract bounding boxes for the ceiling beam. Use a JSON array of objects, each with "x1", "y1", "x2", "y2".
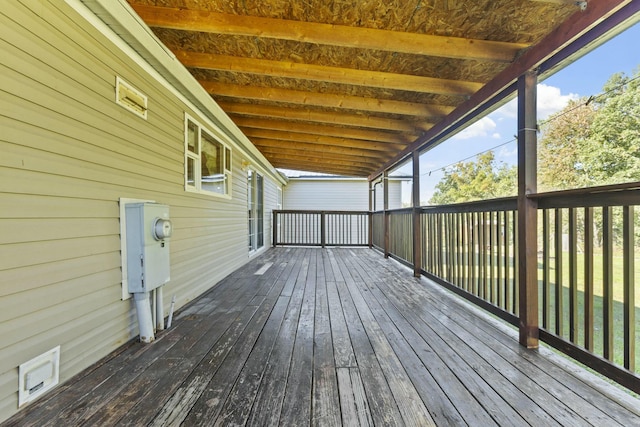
[
  {"x1": 250, "y1": 138, "x2": 391, "y2": 160},
  {"x1": 370, "y1": 0, "x2": 635, "y2": 180},
  {"x1": 234, "y1": 117, "x2": 415, "y2": 144},
  {"x1": 272, "y1": 162, "x2": 371, "y2": 177},
  {"x1": 262, "y1": 154, "x2": 376, "y2": 176},
  {"x1": 243, "y1": 128, "x2": 405, "y2": 152},
  {"x1": 219, "y1": 102, "x2": 431, "y2": 133},
  {"x1": 177, "y1": 51, "x2": 483, "y2": 96},
  {"x1": 256, "y1": 146, "x2": 384, "y2": 168},
  {"x1": 201, "y1": 81, "x2": 454, "y2": 118},
  {"x1": 131, "y1": 4, "x2": 528, "y2": 63}
]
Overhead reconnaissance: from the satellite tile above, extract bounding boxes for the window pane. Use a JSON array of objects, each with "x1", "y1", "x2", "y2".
[
  {"x1": 187, "y1": 121, "x2": 198, "y2": 153},
  {"x1": 257, "y1": 174, "x2": 264, "y2": 247},
  {"x1": 225, "y1": 147, "x2": 231, "y2": 171},
  {"x1": 248, "y1": 170, "x2": 255, "y2": 250},
  {"x1": 201, "y1": 131, "x2": 224, "y2": 193},
  {"x1": 186, "y1": 156, "x2": 195, "y2": 187}
]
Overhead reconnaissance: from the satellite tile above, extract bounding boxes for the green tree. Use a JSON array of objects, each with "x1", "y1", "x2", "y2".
[
  {"x1": 538, "y1": 69, "x2": 640, "y2": 190},
  {"x1": 538, "y1": 98, "x2": 597, "y2": 191},
  {"x1": 429, "y1": 151, "x2": 517, "y2": 204},
  {"x1": 582, "y1": 71, "x2": 640, "y2": 184}
]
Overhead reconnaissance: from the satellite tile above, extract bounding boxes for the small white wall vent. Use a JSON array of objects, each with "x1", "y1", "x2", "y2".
[
  {"x1": 115, "y1": 76, "x2": 148, "y2": 119},
  {"x1": 18, "y1": 346, "x2": 60, "y2": 407}
]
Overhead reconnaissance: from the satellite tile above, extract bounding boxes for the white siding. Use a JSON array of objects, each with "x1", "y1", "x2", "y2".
[
  {"x1": 284, "y1": 178, "x2": 405, "y2": 211},
  {"x1": 0, "y1": 1, "x2": 281, "y2": 421}
]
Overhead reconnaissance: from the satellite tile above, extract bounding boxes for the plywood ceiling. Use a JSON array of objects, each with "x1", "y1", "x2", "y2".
[{"x1": 127, "y1": 0, "x2": 577, "y2": 177}]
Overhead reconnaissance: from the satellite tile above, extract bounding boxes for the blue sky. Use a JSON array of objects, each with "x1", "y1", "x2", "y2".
[{"x1": 403, "y1": 21, "x2": 640, "y2": 203}]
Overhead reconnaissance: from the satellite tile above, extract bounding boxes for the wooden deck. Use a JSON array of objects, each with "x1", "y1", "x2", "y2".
[{"x1": 5, "y1": 247, "x2": 640, "y2": 426}]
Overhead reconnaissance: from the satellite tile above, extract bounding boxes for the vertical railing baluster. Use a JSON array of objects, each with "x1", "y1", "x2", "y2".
[
  {"x1": 542, "y1": 209, "x2": 550, "y2": 329},
  {"x1": 623, "y1": 205, "x2": 635, "y2": 371},
  {"x1": 584, "y1": 207, "x2": 594, "y2": 352},
  {"x1": 555, "y1": 208, "x2": 563, "y2": 336},
  {"x1": 497, "y1": 211, "x2": 503, "y2": 309},
  {"x1": 513, "y1": 210, "x2": 519, "y2": 316},
  {"x1": 603, "y1": 206, "x2": 614, "y2": 361},
  {"x1": 321, "y1": 211, "x2": 326, "y2": 248},
  {"x1": 489, "y1": 210, "x2": 495, "y2": 305},
  {"x1": 569, "y1": 207, "x2": 578, "y2": 344},
  {"x1": 470, "y1": 212, "x2": 476, "y2": 295}
]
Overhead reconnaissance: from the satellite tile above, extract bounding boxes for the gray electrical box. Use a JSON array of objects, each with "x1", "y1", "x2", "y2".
[{"x1": 125, "y1": 203, "x2": 172, "y2": 293}]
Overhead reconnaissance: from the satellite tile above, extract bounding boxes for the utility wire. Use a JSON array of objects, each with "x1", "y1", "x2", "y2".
[
  {"x1": 421, "y1": 138, "x2": 516, "y2": 177},
  {"x1": 540, "y1": 74, "x2": 640, "y2": 126},
  {"x1": 421, "y1": 73, "x2": 639, "y2": 177}
]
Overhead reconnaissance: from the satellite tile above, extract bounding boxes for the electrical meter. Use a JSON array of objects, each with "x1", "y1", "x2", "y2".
[{"x1": 125, "y1": 203, "x2": 171, "y2": 293}]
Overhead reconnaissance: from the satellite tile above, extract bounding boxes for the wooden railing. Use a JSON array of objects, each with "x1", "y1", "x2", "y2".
[
  {"x1": 272, "y1": 210, "x2": 370, "y2": 247},
  {"x1": 378, "y1": 183, "x2": 640, "y2": 392},
  {"x1": 532, "y1": 183, "x2": 640, "y2": 381},
  {"x1": 274, "y1": 183, "x2": 640, "y2": 391},
  {"x1": 419, "y1": 198, "x2": 519, "y2": 317},
  {"x1": 371, "y1": 211, "x2": 384, "y2": 249}
]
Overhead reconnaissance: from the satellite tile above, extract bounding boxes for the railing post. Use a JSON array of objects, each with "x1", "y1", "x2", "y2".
[
  {"x1": 320, "y1": 211, "x2": 326, "y2": 248},
  {"x1": 368, "y1": 180, "x2": 373, "y2": 248},
  {"x1": 412, "y1": 151, "x2": 422, "y2": 277},
  {"x1": 517, "y1": 70, "x2": 539, "y2": 348},
  {"x1": 272, "y1": 210, "x2": 278, "y2": 247},
  {"x1": 383, "y1": 171, "x2": 390, "y2": 258}
]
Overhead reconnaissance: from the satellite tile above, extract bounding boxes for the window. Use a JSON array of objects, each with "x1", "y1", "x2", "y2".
[
  {"x1": 185, "y1": 115, "x2": 232, "y2": 196},
  {"x1": 248, "y1": 170, "x2": 264, "y2": 252}
]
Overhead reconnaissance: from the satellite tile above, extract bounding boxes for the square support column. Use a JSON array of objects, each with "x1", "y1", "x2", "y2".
[
  {"x1": 384, "y1": 171, "x2": 390, "y2": 258},
  {"x1": 412, "y1": 151, "x2": 422, "y2": 277},
  {"x1": 517, "y1": 70, "x2": 539, "y2": 348},
  {"x1": 368, "y1": 179, "x2": 373, "y2": 248}
]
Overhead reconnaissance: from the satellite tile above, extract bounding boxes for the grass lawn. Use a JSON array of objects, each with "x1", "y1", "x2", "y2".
[{"x1": 538, "y1": 251, "x2": 640, "y2": 370}]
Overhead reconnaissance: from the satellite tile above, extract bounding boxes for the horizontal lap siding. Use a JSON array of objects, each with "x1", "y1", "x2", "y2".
[{"x1": 0, "y1": 1, "x2": 274, "y2": 421}]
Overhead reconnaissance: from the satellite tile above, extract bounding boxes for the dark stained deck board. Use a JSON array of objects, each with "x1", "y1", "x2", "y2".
[
  {"x1": 4, "y1": 248, "x2": 640, "y2": 427},
  {"x1": 312, "y1": 251, "x2": 341, "y2": 427},
  {"x1": 356, "y1": 250, "x2": 640, "y2": 425}
]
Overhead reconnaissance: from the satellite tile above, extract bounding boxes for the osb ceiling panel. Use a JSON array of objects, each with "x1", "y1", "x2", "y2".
[{"x1": 127, "y1": 0, "x2": 577, "y2": 177}]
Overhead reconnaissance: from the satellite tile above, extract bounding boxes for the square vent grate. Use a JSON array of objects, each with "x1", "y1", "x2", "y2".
[{"x1": 18, "y1": 346, "x2": 60, "y2": 407}]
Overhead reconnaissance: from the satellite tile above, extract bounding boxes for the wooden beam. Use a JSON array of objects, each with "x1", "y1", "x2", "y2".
[
  {"x1": 131, "y1": 4, "x2": 528, "y2": 63},
  {"x1": 218, "y1": 102, "x2": 430, "y2": 133},
  {"x1": 257, "y1": 147, "x2": 384, "y2": 168},
  {"x1": 369, "y1": 0, "x2": 634, "y2": 180},
  {"x1": 412, "y1": 151, "x2": 422, "y2": 278},
  {"x1": 517, "y1": 70, "x2": 539, "y2": 349},
  {"x1": 202, "y1": 81, "x2": 456, "y2": 118},
  {"x1": 270, "y1": 159, "x2": 371, "y2": 176},
  {"x1": 234, "y1": 117, "x2": 414, "y2": 144},
  {"x1": 250, "y1": 138, "x2": 391, "y2": 160},
  {"x1": 243, "y1": 128, "x2": 406, "y2": 152},
  {"x1": 178, "y1": 51, "x2": 483, "y2": 96},
  {"x1": 384, "y1": 171, "x2": 390, "y2": 258}
]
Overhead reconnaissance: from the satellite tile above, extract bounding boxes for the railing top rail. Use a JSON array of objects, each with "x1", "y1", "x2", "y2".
[
  {"x1": 419, "y1": 197, "x2": 517, "y2": 214},
  {"x1": 274, "y1": 210, "x2": 370, "y2": 215},
  {"x1": 530, "y1": 181, "x2": 640, "y2": 208}
]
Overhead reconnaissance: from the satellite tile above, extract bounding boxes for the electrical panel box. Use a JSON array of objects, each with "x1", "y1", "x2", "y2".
[{"x1": 125, "y1": 202, "x2": 172, "y2": 293}]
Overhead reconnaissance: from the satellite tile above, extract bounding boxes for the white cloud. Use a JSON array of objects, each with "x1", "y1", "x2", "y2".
[
  {"x1": 497, "y1": 145, "x2": 517, "y2": 159},
  {"x1": 537, "y1": 84, "x2": 579, "y2": 120},
  {"x1": 495, "y1": 84, "x2": 578, "y2": 120},
  {"x1": 452, "y1": 116, "x2": 497, "y2": 140}
]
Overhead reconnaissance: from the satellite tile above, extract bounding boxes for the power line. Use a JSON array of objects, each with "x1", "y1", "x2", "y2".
[
  {"x1": 421, "y1": 73, "x2": 639, "y2": 177},
  {"x1": 421, "y1": 137, "x2": 516, "y2": 177},
  {"x1": 540, "y1": 74, "x2": 640, "y2": 127}
]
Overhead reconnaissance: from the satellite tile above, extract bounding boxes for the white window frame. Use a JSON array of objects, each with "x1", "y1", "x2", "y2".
[
  {"x1": 184, "y1": 114, "x2": 232, "y2": 198},
  {"x1": 248, "y1": 169, "x2": 264, "y2": 253}
]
